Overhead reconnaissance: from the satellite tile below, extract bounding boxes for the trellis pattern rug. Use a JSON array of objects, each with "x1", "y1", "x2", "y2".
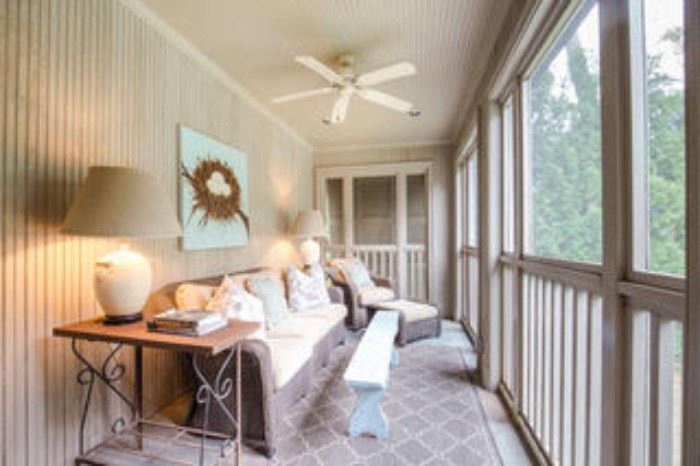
[{"x1": 244, "y1": 340, "x2": 501, "y2": 466}]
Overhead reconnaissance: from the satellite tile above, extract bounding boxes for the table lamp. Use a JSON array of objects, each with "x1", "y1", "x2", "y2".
[
  {"x1": 290, "y1": 210, "x2": 327, "y2": 266},
  {"x1": 61, "y1": 166, "x2": 182, "y2": 324}
]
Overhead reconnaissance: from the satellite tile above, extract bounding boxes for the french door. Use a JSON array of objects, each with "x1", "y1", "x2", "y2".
[
  {"x1": 456, "y1": 148, "x2": 480, "y2": 339},
  {"x1": 316, "y1": 162, "x2": 432, "y2": 301}
]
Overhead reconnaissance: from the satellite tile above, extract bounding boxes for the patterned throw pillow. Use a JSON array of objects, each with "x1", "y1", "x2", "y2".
[
  {"x1": 206, "y1": 275, "x2": 266, "y2": 339},
  {"x1": 174, "y1": 283, "x2": 216, "y2": 309},
  {"x1": 286, "y1": 264, "x2": 331, "y2": 312},
  {"x1": 335, "y1": 258, "x2": 374, "y2": 289},
  {"x1": 246, "y1": 275, "x2": 289, "y2": 329}
]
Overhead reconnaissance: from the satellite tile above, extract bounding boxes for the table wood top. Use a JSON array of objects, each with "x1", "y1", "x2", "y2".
[{"x1": 53, "y1": 317, "x2": 260, "y2": 356}]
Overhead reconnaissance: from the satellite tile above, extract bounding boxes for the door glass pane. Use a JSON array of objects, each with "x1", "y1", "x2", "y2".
[
  {"x1": 502, "y1": 96, "x2": 515, "y2": 253},
  {"x1": 525, "y1": 3, "x2": 602, "y2": 263},
  {"x1": 467, "y1": 155, "x2": 479, "y2": 247},
  {"x1": 326, "y1": 179, "x2": 344, "y2": 244},
  {"x1": 353, "y1": 176, "x2": 396, "y2": 244},
  {"x1": 635, "y1": 0, "x2": 686, "y2": 275},
  {"x1": 407, "y1": 174, "x2": 426, "y2": 245}
]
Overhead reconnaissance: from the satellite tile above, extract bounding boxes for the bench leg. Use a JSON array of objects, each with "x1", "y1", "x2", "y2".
[
  {"x1": 391, "y1": 348, "x2": 400, "y2": 367},
  {"x1": 348, "y1": 386, "x2": 389, "y2": 439}
]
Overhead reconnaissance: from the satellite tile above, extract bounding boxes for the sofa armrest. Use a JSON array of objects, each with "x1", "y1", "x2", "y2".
[
  {"x1": 372, "y1": 274, "x2": 394, "y2": 291},
  {"x1": 327, "y1": 285, "x2": 344, "y2": 304}
]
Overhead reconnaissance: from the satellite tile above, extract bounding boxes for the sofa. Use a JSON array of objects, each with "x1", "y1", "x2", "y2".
[{"x1": 142, "y1": 267, "x2": 347, "y2": 457}]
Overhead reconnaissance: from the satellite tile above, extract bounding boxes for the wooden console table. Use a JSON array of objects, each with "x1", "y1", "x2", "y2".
[{"x1": 54, "y1": 317, "x2": 259, "y2": 466}]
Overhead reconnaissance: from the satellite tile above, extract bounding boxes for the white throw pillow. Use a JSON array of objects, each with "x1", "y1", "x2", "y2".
[
  {"x1": 206, "y1": 275, "x2": 266, "y2": 340},
  {"x1": 286, "y1": 264, "x2": 331, "y2": 312}
]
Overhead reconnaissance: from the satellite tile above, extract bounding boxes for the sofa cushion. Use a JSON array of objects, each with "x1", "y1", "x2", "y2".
[
  {"x1": 174, "y1": 283, "x2": 216, "y2": 309},
  {"x1": 294, "y1": 303, "x2": 347, "y2": 328},
  {"x1": 246, "y1": 275, "x2": 289, "y2": 330},
  {"x1": 358, "y1": 286, "x2": 396, "y2": 306},
  {"x1": 267, "y1": 314, "x2": 329, "y2": 344},
  {"x1": 286, "y1": 265, "x2": 330, "y2": 312},
  {"x1": 377, "y1": 299, "x2": 438, "y2": 322},
  {"x1": 267, "y1": 338, "x2": 313, "y2": 390}
]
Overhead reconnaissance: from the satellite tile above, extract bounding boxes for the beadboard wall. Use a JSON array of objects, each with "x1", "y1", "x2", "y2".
[
  {"x1": 314, "y1": 144, "x2": 454, "y2": 316},
  {"x1": 0, "y1": 0, "x2": 312, "y2": 464}
]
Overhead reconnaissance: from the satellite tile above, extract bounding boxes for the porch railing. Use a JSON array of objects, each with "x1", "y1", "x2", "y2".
[{"x1": 325, "y1": 244, "x2": 427, "y2": 301}]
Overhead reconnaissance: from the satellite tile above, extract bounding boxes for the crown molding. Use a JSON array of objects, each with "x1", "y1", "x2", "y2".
[
  {"x1": 314, "y1": 139, "x2": 454, "y2": 154},
  {"x1": 121, "y1": 0, "x2": 312, "y2": 151}
]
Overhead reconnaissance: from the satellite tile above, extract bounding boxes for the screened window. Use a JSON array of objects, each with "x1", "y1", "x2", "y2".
[
  {"x1": 326, "y1": 179, "x2": 344, "y2": 244},
  {"x1": 631, "y1": 0, "x2": 686, "y2": 276},
  {"x1": 524, "y1": 3, "x2": 602, "y2": 263},
  {"x1": 353, "y1": 176, "x2": 396, "y2": 245}
]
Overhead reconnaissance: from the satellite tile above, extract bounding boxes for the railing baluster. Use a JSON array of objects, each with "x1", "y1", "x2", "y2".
[{"x1": 649, "y1": 313, "x2": 660, "y2": 466}]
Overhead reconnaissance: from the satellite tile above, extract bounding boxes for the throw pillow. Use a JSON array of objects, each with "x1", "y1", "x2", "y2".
[
  {"x1": 174, "y1": 283, "x2": 216, "y2": 309},
  {"x1": 336, "y1": 258, "x2": 374, "y2": 289},
  {"x1": 286, "y1": 264, "x2": 331, "y2": 312},
  {"x1": 246, "y1": 275, "x2": 289, "y2": 329},
  {"x1": 206, "y1": 275, "x2": 267, "y2": 339}
]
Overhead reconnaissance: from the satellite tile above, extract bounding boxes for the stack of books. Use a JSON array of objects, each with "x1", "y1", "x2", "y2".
[{"x1": 147, "y1": 309, "x2": 227, "y2": 336}]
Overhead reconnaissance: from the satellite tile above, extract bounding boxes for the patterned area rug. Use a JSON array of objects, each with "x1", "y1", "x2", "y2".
[{"x1": 245, "y1": 339, "x2": 501, "y2": 466}]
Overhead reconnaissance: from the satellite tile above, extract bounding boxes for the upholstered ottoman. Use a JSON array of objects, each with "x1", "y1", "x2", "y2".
[{"x1": 368, "y1": 299, "x2": 441, "y2": 346}]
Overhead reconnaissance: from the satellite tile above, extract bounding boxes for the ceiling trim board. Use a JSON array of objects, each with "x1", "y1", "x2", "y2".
[
  {"x1": 122, "y1": 0, "x2": 312, "y2": 150},
  {"x1": 314, "y1": 139, "x2": 454, "y2": 154}
]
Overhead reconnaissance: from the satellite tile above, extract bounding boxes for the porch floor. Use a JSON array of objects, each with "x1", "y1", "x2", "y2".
[{"x1": 149, "y1": 321, "x2": 533, "y2": 465}]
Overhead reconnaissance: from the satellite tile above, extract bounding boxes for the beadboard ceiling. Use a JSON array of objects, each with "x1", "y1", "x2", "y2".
[{"x1": 138, "y1": 0, "x2": 512, "y2": 149}]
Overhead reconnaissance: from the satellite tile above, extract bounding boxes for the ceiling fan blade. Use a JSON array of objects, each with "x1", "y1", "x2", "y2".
[
  {"x1": 356, "y1": 61, "x2": 416, "y2": 86},
  {"x1": 295, "y1": 56, "x2": 344, "y2": 84},
  {"x1": 358, "y1": 88, "x2": 414, "y2": 114},
  {"x1": 271, "y1": 87, "x2": 333, "y2": 104},
  {"x1": 327, "y1": 88, "x2": 353, "y2": 125}
]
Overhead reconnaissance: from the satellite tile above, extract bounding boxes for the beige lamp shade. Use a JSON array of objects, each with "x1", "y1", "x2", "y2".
[
  {"x1": 290, "y1": 210, "x2": 327, "y2": 239},
  {"x1": 61, "y1": 166, "x2": 182, "y2": 238}
]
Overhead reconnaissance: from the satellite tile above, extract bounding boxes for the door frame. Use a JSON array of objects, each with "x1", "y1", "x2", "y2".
[{"x1": 315, "y1": 161, "x2": 434, "y2": 301}]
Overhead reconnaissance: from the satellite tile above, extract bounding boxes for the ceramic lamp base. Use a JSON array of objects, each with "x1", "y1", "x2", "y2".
[
  {"x1": 299, "y1": 238, "x2": 321, "y2": 266},
  {"x1": 103, "y1": 312, "x2": 143, "y2": 325},
  {"x1": 94, "y1": 245, "x2": 152, "y2": 324}
]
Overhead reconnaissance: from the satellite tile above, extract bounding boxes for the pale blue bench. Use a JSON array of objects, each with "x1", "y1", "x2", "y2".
[{"x1": 343, "y1": 310, "x2": 400, "y2": 438}]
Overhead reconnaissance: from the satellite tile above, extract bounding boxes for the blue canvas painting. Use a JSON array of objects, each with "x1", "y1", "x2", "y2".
[{"x1": 179, "y1": 125, "x2": 249, "y2": 250}]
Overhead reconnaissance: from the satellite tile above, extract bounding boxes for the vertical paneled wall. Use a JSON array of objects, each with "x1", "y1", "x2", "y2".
[{"x1": 0, "y1": 0, "x2": 312, "y2": 464}]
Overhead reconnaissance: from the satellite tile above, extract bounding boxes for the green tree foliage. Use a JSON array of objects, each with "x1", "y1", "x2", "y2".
[
  {"x1": 647, "y1": 28, "x2": 685, "y2": 275},
  {"x1": 529, "y1": 36, "x2": 602, "y2": 263},
  {"x1": 528, "y1": 25, "x2": 684, "y2": 274}
]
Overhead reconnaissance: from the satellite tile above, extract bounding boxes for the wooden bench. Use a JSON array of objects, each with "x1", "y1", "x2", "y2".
[{"x1": 343, "y1": 310, "x2": 400, "y2": 438}]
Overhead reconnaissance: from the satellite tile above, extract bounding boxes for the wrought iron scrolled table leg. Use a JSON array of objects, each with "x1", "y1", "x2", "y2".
[
  {"x1": 192, "y1": 344, "x2": 240, "y2": 466},
  {"x1": 71, "y1": 338, "x2": 135, "y2": 456}
]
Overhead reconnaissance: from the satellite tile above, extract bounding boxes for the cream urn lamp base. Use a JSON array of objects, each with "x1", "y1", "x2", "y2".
[
  {"x1": 299, "y1": 238, "x2": 321, "y2": 266},
  {"x1": 94, "y1": 245, "x2": 152, "y2": 325}
]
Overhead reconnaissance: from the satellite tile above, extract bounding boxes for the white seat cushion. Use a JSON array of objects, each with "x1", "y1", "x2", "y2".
[
  {"x1": 267, "y1": 338, "x2": 313, "y2": 390},
  {"x1": 377, "y1": 299, "x2": 438, "y2": 323},
  {"x1": 358, "y1": 286, "x2": 396, "y2": 306},
  {"x1": 267, "y1": 314, "x2": 329, "y2": 344},
  {"x1": 294, "y1": 303, "x2": 347, "y2": 327}
]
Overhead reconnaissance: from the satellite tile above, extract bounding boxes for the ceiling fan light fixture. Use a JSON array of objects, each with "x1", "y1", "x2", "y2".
[{"x1": 408, "y1": 109, "x2": 421, "y2": 117}]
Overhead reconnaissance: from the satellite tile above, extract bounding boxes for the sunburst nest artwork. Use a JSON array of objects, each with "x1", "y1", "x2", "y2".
[{"x1": 179, "y1": 126, "x2": 249, "y2": 250}]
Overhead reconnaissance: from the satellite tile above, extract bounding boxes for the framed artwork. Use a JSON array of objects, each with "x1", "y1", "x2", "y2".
[{"x1": 179, "y1": 125, "x2": 249, "y2": 250}]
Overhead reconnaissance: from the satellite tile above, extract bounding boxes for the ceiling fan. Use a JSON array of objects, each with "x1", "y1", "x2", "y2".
[{"x1": 272, "y1": 54, "x2": 420, "y2": 125}]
